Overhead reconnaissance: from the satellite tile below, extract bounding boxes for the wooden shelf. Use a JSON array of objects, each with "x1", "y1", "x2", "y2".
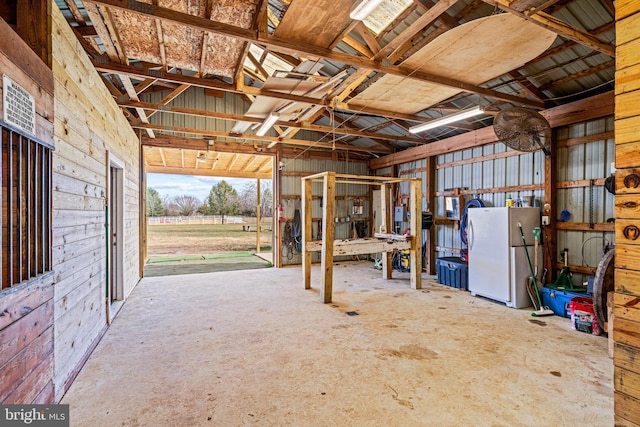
[{"x1": 555, "y1": 222, "x2": 614, "y2": 232}]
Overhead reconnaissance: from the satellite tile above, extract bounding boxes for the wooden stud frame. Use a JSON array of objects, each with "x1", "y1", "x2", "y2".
[{"x1": 302, "y1": 172, "x2": 422, "y2": 303}]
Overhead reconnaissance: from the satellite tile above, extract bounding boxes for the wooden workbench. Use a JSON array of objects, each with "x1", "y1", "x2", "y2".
[{"x1": 301, "y1": 172, "x2": 422, "y2": 303}]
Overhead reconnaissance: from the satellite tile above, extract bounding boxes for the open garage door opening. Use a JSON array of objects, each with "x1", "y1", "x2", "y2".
[{"x1": 143, "y1": 146, "x2": 274, "y2": 276}]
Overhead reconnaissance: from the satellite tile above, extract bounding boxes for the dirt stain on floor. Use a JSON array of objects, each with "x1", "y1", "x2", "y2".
[
  {"x1": 528, "y1": 319, "x2": 547, "y2": 327},
  {"x1": 387, "y1": 384, "x2": 414, "y2": 410},
  {"x1": 378, "y1": 344, "x2": 438, "y2": 361}
]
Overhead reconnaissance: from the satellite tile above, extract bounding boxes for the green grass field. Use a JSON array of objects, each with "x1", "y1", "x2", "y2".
[{"x1": 146, "y1": 223, "x2": 273, "y2": 258}]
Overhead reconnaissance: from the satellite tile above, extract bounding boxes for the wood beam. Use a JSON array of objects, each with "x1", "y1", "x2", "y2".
[
  {"x1": 370, "y1": 90, "x2": 614, "y2": 169},
  {"x1": 198, "y1": 0, "x2": 214, "y2": 75},
  {"x1": 537, "y1": 59, "x2": 615, "y2": 92},
  {"x1": 145, "y1": 82, "x2": 192, "y2": 120},
  {"x1": 254, "y1": 0, "x2": 269, "y2": 35},
  {"x1": 121, "y1": 77, "x2": 155, "y2": 137},
  {"x1": 543, "y1": 128, "x2": 557, "y2": 281},
  {"x1": 482, "y1": 0, "x2": 615, "y2": 57},
  {"x1": 145, "y1": 165, "x2": 271, "y2": 179},
  {"x1": 354, "y1": 22, "x2": 381, "y2": 54},
  {"x1": 330, "y1": 69, "x2": 371, "y2": 103},
  {"x1": 342, "y1": 35, "x2": 374, "y2": 58},
  {"x1": 100, "y1": 74, "x2": 124, "y2": 97},
  {"x1": 227, "y1": 154, "x2": 240, "y2": 170},
  {"x1": 98, "y1": 5, "x2": 156, "y2": 137},
  {"x1": 374, "y1": 0, "x2": 458, "y2": 61},
  {"x1": 116, "y1": 100, "x2": 424, "y2": 144},
  {"x1": 257, "y1": 157, "x2": 271, "y2": 172},
  {"x1": 158, "y1": 147, "x2": 167, "y2": 167},
  {"x1": 132, "y1": 123, "x2": 391, "y2": 154},
  {"x1": 246, "y1": 51, "x2": 269, "y2": 80},
  {"x1": 85, "y1": 0, "x2": 544, "y2": 108},
  {"x1": 242, "y1": 156, "x2": 260, "y2": 172},
  {"x1": 63, "y1": 0, "x2": 86, "y2": 25},
  {"x1": 211, "y1": 152, "x2": 221, "y2": 169},
  {"x1": 134, "y1": 78, "x2": 157, "y2": 95},
  {"x1": 143, "y1": 136, "x2": 367, "y2": 163},
  {"x1": 507, "y1": 70, "x2": 546, "y2": 101},
  {"x1": 92, "y1": 60, "x2": 337, "y2": 106},
  {"x1": 84, "y1": 3, "x2": 119, "y2": 61},
  {"x1": 335, "y1": 102, "x2": 474, "y2": 130}
]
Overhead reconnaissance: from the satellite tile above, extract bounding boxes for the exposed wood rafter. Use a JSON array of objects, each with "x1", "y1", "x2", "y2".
[{"x1": 84, "y1": 0, "x2": 545, "y2": 108}]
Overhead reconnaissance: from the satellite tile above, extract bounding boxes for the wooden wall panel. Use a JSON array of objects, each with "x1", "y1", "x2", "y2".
[
  {"x1": 16, "y1": 0, "x2": 51, "y2": 67},
  {"x1": 51, "y1": 4, "x2": 141, "y2": 401},
  {"x1": 614, "y1": 2, "x2": 640, "y2": 425},
  {"x1": 616, "y1": 269, "x2": 640, "y2": 295},
  {"x1": 617, "y1": 13, "x2": 640, "y2": 46},
  {"x1": 0, "y1": 18, "x2": 53, "y2": 145},
  {"x1": 0, "y1": 15, "x2": 55, "y2": 404}
]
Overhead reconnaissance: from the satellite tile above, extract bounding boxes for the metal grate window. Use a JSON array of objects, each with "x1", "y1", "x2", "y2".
[{"x1": 1, "y1": 122, "x2": 52, "y2": 290}]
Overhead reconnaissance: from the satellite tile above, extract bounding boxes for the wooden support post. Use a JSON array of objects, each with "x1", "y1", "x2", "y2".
[
  {"x1": 380, "y1": 183, "x2": 392, "y2": 279},
  {"x1": 426, "y1": 156, "x2": 436, "y2": 275},
  {"x1": 17, "y1": 0, "x2": 51, "y2": 66},
  {"x1": 139, "y1": 137, "x2": 147, "y2": 277},
  {"x1": 368, "y1": 184, "x2": 374, "y2": 238},
  {"x1": 321, "y1": 172, "x2": 336, "y2": 303},
  {"x1": 543, "y1": 132, "x2": 557, "y2": 283},
  {"x1": 256, "y1": 178, "x2": 261, "y2": 254},
  {"x1": 613, "y1": 4, "x2": 640, "y2": 423},
  {"x1": 302, "y1": 177, "x2": 312, "y2": 290},
  {"x1": 275, "y1": 146, "x2": 282, "y2": 267},
  {"x1": 410, "y1": 179, "x2": 422, "y2": 289}
]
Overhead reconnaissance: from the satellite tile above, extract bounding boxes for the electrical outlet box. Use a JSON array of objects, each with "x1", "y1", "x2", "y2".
[
  {"x1": 542, "y1": 215, "x2": 550, "y2": 226},
  {"x1": 394, "y1": 206, "x2": 407, "y2": 222}
]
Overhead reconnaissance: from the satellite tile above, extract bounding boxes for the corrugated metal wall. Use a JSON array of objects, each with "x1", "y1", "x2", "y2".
[
  {"x1": 556, "y1": 117, "x2": 615, "y2": 284},
  {"x1": 434, "y1": 144, "x2": 545, "y2": 256},
  {"x1": 280, "y1": 158, "x2": 370, "y2": 265},
  {"x1": 143, "y1": 88, "x2": 326, "y2": 142},
  {"x1": 388, "y1": 116, "x2": 614, "y2": 288},
  {"x1": 145, "y1": 89, "x2": 248, "y2": 135}
]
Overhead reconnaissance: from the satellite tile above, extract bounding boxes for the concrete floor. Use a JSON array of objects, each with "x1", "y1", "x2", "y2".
[
  {"x1": 62, "y1": 262, "x2": 613, "y2": 426},
  {"x1": 144, "y1": 254, "x2": 272, "y2": 277}
]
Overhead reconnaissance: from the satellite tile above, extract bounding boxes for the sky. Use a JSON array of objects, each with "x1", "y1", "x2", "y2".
[{"x1": 147, "y1": 173, "x2": 259, "y2": 202}]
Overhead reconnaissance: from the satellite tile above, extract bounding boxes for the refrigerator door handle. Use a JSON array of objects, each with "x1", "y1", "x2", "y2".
[{"x1": 468, "y1": 220, "x2": 474, "y2": 250}]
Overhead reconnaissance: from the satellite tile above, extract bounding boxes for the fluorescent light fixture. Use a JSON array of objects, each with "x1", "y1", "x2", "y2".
[
  {"x1": 256, "y1": 112, "x2": 280, "y2": 136},
  {"x1": 409, "y1": 106, "x2": 485, "y2": 134},
  {"x1": 350, "y1": 0, "x2": 385, "y2": 20}
]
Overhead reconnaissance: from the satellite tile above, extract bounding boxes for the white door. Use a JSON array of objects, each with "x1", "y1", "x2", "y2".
[{"x1": 108, "y1": 155, "x2": 125, "y2": 308}]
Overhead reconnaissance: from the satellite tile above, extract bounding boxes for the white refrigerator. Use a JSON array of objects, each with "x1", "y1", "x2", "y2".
[{"x1": 467, "y1": 207, "x2": 542, "y2": 308}]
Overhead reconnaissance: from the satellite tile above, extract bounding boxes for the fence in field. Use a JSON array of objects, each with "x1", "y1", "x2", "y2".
[{"x1": 147, "y1": 215, "x2": 244, "y2": 225}]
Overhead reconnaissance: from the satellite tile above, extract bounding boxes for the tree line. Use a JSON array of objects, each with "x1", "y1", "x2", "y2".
[{"x1": 147, "y1": 180, "x2": 273, "y2": 223}]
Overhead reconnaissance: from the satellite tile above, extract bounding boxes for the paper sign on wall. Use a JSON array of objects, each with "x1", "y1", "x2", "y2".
[{"x1": 3, "y1": 74, "x2": 36, "y2": 136}]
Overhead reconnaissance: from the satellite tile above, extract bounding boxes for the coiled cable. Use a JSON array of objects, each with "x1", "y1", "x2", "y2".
[{"x1": 460, "y1": 198, "x2": 485, "y2": 246}]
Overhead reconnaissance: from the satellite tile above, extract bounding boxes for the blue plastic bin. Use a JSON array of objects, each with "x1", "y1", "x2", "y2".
[{"x1": 436, "y1": 257, "x2": 468, "y2": 290}]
